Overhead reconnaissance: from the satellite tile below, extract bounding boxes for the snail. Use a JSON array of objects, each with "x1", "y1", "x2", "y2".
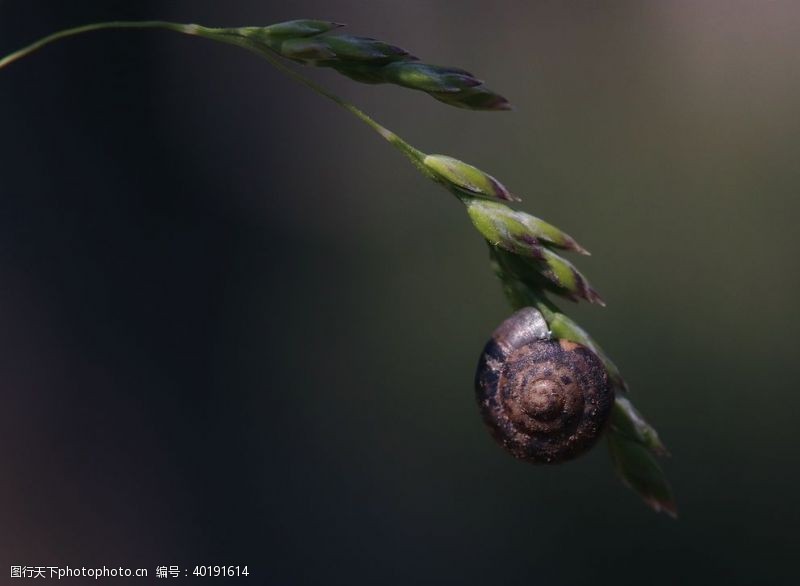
[{"x1": 475, "y1": 307, "x2": 614, "y2": 464}]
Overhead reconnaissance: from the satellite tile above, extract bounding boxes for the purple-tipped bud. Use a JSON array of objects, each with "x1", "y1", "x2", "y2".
[
  {"x1": 608, "y1": 432, "x2": 676, "y2": 517},
  {"x1": 380, "y1": 62, "x2": 482, "y2": 93},
  {"x1": 464, "y1": 199, "x2": 588, "y2": 254},
  {"x1": 228, "y1": 20, "x2": 511, "y2": 110},
  {"x1": 538, "y1": 247, "x2": 605, "y2": 306},
  {"x1": 431, "y1": 85, "x2": 512, "y2": 111},
  {"x1": 467, "y1": 202, "x2": 546, "y2": 259},
  {"x1": 466, "y1": 199, "x2": 600, "y2": 304},
  {"x1": 276, "y1": 34, "x2": 413, "y2": 66},
  {"x1": 424, "y1": 155, "x2": 518, "y2": 202},
  {"x1": 279, "y1": 37, "x2": 337, "y2": 62},
  {"x1": 230, "y1": 21, "x2": 511, "y2": 111},
  {"x1": 319, "y1": 35, "x2": 414, "y2": 64},
  {"x1": 611, "y1": 396, "x2": 669, "y2": 456},
  {"x1": 233, "y1": 21, "x2": 343, "y2": 51},
  {"x1": 260, "y1": 20, "x2": 344, "y2": 38}
]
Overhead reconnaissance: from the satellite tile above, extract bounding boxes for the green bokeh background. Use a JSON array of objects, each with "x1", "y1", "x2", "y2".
[{"x1": 1, "y1": 1, "x2": 798, "y2": 584}]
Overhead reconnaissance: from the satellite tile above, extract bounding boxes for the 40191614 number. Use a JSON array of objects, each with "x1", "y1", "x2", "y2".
[{"x1": 193, "y1": 565, "x2": 249, "y2": 577}]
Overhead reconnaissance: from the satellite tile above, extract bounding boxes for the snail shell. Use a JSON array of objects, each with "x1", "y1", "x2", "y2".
[{"x1": 475, "y1": 308, "x2": 614, "y2": 464}]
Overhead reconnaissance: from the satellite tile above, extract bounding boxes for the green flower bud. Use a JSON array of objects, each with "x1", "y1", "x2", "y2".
[
  {"x1": 608, "y1": 431, "x2": 676, "y2": 517},
  {"x1": 539, "y1": 247, "x2": 605, "y2": 305},
  {"x1": 229, "y1": 21, "x2": 343, "y2": 53},
  {"x1": 380, "y1": 62, "x2": 482, "y2": 93},
  {"x1": 464, "y1": 199, "x2": 588, "y2": 253},
  {"x1": 467, "y1": 200, "x2": 545, "y2": 259},
  {"x1": 425, "y1": 155, "x2": 518, "y2": 202},
  {"x1": 278, "y1": 37, "x2": 337, "y2": 62},
  {"x1": 488, "y1": 242, "x2": 602, "y2": 305},
  {"x1": 276, "y1": 34, "x2": 412, "y2": 65},
  {"x1": 466, "y1": 199, "x2": 601, "y2": 304},
  {"x1": 319, "y1": 35, "x2": 412, "y2": 64},
  {"x1": 430, "y1": 85, "x2": 511, "y2": 111},
  {"x1": 260, "y1": 20, "x2": 344, "y2": 38},
  {"x1": 611, "y1": 396, "x2": 669, "y2": 456}
]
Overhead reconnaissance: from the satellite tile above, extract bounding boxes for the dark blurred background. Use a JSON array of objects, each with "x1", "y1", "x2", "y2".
[{"x1": 1, "y1": 1, "x2": 799, "y2": 584}]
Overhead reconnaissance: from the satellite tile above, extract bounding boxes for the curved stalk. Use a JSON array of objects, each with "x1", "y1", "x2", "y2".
[
  {"x1": 0, "y1": 20, "x2": 428, "y2": 170},
  {"x1": 0, "y1": 21, "x2": 196, "y2": 68}
]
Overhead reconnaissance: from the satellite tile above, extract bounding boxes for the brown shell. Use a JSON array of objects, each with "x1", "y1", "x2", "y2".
[{"x1": 475, "y1": 309, "x2": 614, "y2": 464}]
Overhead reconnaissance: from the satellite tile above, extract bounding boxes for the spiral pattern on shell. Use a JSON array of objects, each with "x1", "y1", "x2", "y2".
[{"x1": 475, "y1": 308, "x2": 614, "y2": 464}]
